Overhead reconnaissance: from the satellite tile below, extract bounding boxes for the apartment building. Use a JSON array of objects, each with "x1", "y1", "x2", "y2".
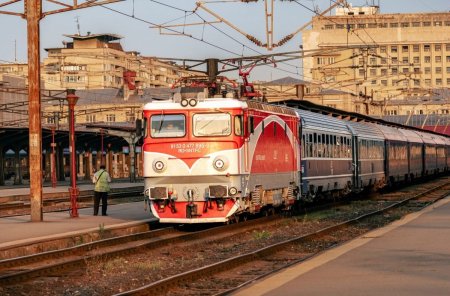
[
  {"x1": 302, "y1": 5, "x2": 450, "y2": 115},
  {"x1": 42, "y1": 33, "x2": 188, "y2": 92}
]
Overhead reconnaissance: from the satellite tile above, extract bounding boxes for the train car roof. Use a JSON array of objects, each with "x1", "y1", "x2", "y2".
[
  {"x1": 432, "y1": 134, "x2": 448, "y2": 145},
  {"x1": 345, "y1": 120, "x2": 385, "y2": 140},
  {"x1": 295, "y1": 109, "x2": 351, "y2": 134},
  {"x1": 414, "y1": 130, "x2": 441, "y2": 145},
  {"x1": 397, "y1": 129, "x2": 424, "y2": 144},
  {"x1": 374, "y1": 124, "x2": 408, "y2": 142},
  {"x1": 143, "y1": 98, "x2": 248, "y2": 110}
]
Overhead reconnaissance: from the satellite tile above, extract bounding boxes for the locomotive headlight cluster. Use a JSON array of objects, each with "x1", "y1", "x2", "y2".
[
  {"x1": 180, "y1": 98, "x2": 198, "y2": 107},
  {"x1": 213, "y1": 156, "x2": 229, "y2": 171},
  {"x1": 153, "y1": 158, "x2": 167, "y2": 173}
]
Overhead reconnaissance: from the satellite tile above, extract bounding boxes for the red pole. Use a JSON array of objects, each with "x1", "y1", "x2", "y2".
[
  {"x1": 67, "y1": 90, "x2": 79, "y2": 218},
  {"x1": 51, "y1": 127, "x2": 57, "y2": 188}
]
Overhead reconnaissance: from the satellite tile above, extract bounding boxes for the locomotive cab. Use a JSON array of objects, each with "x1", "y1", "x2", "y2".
[{"x1": 142, "y1": 96, "x2": 249, "y2": 223}]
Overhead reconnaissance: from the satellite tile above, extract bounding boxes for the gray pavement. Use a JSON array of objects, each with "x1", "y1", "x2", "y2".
[
  {"x1": 0, "y1": 181, "x2": 155, "y2": 250},
  {"x1": 234, "y1": 197, "x2": 450, "y2": 296}
]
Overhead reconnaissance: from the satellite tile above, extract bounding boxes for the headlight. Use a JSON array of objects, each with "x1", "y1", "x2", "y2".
[
  {"x1": 189, "y1": 99, "x2": 198, "y2": 107},
  {"x1": 153, "y1": 159, "x2": 167, "y2": 173},
  {"x1": 213, "y1": 156, "x2": 229, "y2": 171},
  {"x1": 229, "y1": 187, "x2": 238, "y2": 195},
  {"x1": 181, "y1": 99, "x2": 189, "y2": 107}
]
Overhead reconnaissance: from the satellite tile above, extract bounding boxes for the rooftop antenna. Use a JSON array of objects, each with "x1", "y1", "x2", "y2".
[{"x1": 75, "y1": 16, "x2": 81, "y2": 36}]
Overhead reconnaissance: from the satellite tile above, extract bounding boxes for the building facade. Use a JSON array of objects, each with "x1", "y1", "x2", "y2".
[{"x1": 302, "y1": 6, "x2": 450, "y2": 115}]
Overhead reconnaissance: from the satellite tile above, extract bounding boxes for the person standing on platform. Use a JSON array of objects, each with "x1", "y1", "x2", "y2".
[{"x1": 92, "y1": 164, "x2": 111, "y2": 216}]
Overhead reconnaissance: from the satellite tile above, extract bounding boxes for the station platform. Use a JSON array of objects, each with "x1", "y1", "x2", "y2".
[
  {"x1": 234, "y1": 196, "x2": 450, "y2": 296},
  {"x1": 0, "y1": 182, "x2": 155, "y2": 251}
]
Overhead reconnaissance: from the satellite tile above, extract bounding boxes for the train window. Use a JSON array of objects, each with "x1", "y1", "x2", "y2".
[
  {"x1": 193, "y1": 113, "x2": 231, "y2": 137},
  {"x1": 308, "y1": 133, "x2": 313, "y2": 158},
  {"x1": 143, "y1": 117, "x2": 148, "y2": 138},
  {"x1": 234, "y1": 115, "x2": 243, "y2": 136},
  {"x1": 249, "y1": 116, "x2": 255, "y2": 134},
  {"x1": 150, "y1": 114, "x2": 185, "y2": 138}
]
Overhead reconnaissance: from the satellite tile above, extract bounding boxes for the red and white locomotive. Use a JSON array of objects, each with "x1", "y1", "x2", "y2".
[{"x1": 142, "y1": 93, "x2": 300, "y2": 223}]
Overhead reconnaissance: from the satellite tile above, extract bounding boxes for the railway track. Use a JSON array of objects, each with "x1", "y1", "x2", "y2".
[
  {"x1": 118, "y1": 178, "x2": 450, "y2": 296},
  {"x1": 1, "y1": 177, "x2": 449, "y2": 295}
]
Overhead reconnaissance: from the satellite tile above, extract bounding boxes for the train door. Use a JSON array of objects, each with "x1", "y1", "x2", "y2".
[{"x1": 352, "y1": 135, "x2": 360, "y2": 190}]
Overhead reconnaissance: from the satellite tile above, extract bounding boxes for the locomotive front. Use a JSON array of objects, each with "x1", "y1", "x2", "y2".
[{"x1": 142, "y1": 97, "x2": 247, "y2": 223}]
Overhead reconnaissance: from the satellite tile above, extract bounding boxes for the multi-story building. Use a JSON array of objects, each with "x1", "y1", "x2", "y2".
[
  {"x1": 42, "y1": 33, "x2": 189, "y2": 94},
  {"x1": 0, "y1": 63, "x2": 28, "y2": 81},
  {"x1": 302, "y1": 5, "x2": 450, "y2": 115}
]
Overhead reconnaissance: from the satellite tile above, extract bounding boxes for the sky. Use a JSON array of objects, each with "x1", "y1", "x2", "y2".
[{"x1": 0, "y1": 0, "x2": 449, "y2": 81}]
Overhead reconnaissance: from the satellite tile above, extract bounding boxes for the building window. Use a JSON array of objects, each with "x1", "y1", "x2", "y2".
[
  {"x1": 324, "y1": 24, "x2": 334, "y2": 30},
  {"x1": 424, "y1": 56, "x2": 431, "y2": 63},
  {"x1": 381, "y1": 69, "x2": 387, "y2": 76},
  {"x1": 371, "y1": 80, "x2": 377, "y2": 85},
  {"x1": 391, "y1": 46, "x2": 398, "y2": 53},
  {"x1": 126, "y1": 112, "x2": 135, "y2": 122},
  {"x1": 380, "y1": 46, "x2": 386, "y2": 53},
  {"x1": 368, "y1": 23, "x2": 377, "y2": 28},
  {"x1": 106, "y1": 114, "x2": 116, "y2": 122},
  {"x1": 412, "y1": 22, "x2": 420, "y2": 27},
  {"x1": 86, "y1": 114, "x2": 96, "y2": 123},
  {"x1": 401, "y1": 22, "x2": 409, "y2": 27},
  {"x1": 359, "y1": 69, "x2": 365, "y2": 76},
  {"x1": 447, "y1": 56, "x2": 450, "y2": 62},
  {"x1": 425, "y1": 79, "x2": 431, "y2": 85},
  {"x1": 435, "y1": 56, "x2": 442, "y2": 62},
  {"x1": 381, "y1": 58, "x2": 387, "y2": 64},
  {"x1": 402, "y1": 45, "x2": 409, "y2": 52},
  {"x1": 413, "y1": 56, "x2": 420, "y2": 63},
  {"x1": 423, "y1": 21, "x2": 431, "y2": 27},
  {"x1": 381, "y1": 80, "x2": 387, "y2": 86},
  {"x1": 378, "y1": 23, "x2": 387, "y2": 28},
  {"x1": 402, "y1": 57, "x2": 409, "y2": 64},
  {"x1": 413, "y1": 45, "x2": 419, "y2": 52},
  {"x1": 414, "y1": 80, "x2": 420, "y2": 86},
  {"x1": 424, "y1": 45, "x2": 430, "y2": 52},
  {"x1": 336, "y1": 24, "x2": 345, "y2": 29},
  {"x1": 435, "y1": 44, "x2": 441, "y2": 51},
  {"x1": 370, "y1": 57, "x2": 376, "y2": 64},
  {"x1": 424, "y1": 67, "x2": 431, "y2": 74},
  {"x1": 446, "y1": 21, "x2": 450, "y2": 26},
  {"x1": 447, "y1": 78, "x2": 450, "y2": 85},
  {"x1": 434, "y1": 21, "x2": 442, "y2": 26},
  {"x1": 390, "y1": 23, "x2": 398, "y2": 28},
  {"x1": 436, "y1": 67, "x2": 442, "y2": 74},
  {"x1": 357, "y1": 23, "x2": 366, "y2": 28},
  {"x1": 392, "y1": 68, "x2": 398, "y2": 75},
  {"x1": 391, "y1": 57, "x2": 398, "y2": 64},
  {"x1": 370, "y1": 69, "x2": 376, "y2": 76},
  {"x1": 447, "y1": 67, "x2": 450, "y2": 74},
  {"x1": 414, "y1": 68, "x2": 420, "y2": 73},
  {"x1": 402, "y1": 68, "x2": 409, "y2": 73},
  {"x1": 436, "y1": 78, "x2": 442, "y2": 85}
]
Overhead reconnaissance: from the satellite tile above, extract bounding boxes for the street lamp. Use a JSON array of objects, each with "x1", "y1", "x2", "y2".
[{"x1": 67, "y1": 89, "x2": 79, "y2": 218}]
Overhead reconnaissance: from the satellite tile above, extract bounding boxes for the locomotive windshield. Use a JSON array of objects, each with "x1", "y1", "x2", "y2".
[
  {"x1": 151, "y1": 114, "x2": 186, "y2": 138},
  {"x1": 193, "y1": 113, "x2": 231, "y2": 137}
]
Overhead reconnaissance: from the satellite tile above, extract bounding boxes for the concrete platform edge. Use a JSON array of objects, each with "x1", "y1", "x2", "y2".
[{"x1": 0, "y1": 218, "x2": 155, "y2": 251}]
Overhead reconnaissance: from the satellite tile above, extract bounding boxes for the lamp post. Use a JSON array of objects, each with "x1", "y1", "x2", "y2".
[{"x1": 67, "y1": 89, "x2": 79, "y2": 218}]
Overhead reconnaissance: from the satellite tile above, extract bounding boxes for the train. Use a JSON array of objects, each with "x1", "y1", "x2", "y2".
[{"x1": 141, "y1": 94, "x2": 450, "y2": 224}]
